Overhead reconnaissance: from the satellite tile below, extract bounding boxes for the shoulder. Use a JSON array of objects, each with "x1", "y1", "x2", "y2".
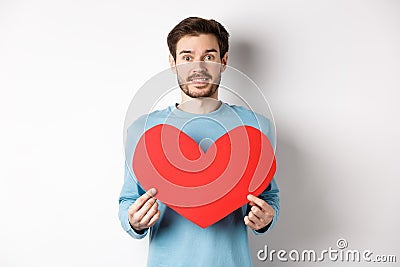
[
  {"x1": 223, "y1": 103, "x2": 272, "y2": 133},
  {"x1": 127, "y1": 106, "x2": 174, "y2": 135},
  {"x1": 125, "y1": 106, "x2": 174, "y2": 163}
]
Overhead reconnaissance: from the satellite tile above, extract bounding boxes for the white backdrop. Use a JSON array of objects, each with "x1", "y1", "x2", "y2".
[{"x1": 0, "y1": 0, "x2": 399, "y2": 266}]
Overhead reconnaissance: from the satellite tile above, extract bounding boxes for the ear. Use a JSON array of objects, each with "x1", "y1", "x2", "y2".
[
  {"x1": 220, "y1": 52, "x2": 228, "y2": 72},
  {"x1": 169, "y1": 54, "x2": 177, "y2": 74}
]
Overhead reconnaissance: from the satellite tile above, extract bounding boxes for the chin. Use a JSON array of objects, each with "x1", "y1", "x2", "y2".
[
  {"x1": 190, "y1": 85, "x2": 216, "y2": 96},
  {"x1": 180, "y1": 83, "x2": 219, "y2": 98},
  {"x1": 188, "y1": 90, "x2": 213, "y2": 98}
]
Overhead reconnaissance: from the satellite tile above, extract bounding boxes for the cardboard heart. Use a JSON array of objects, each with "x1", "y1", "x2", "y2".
[{"x1": 132, "y1": 124, "x2": 276, "y2": 228}]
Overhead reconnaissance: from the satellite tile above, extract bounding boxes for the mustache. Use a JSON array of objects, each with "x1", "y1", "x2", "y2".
[{"x1": 186, "y1": 71, "x2": 212, "y2": 82}]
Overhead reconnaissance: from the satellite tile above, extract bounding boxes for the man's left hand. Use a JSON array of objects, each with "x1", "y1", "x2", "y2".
[{"x1": 244, "y1": 194, "x2": 274, "y2": 231}]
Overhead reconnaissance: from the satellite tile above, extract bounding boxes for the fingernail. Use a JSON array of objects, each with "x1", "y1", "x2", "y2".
[
  {"x1": 247, "y1": 194, "x2": 252, "y2": 200},
  {"x1": 149, "y1": 188, "x2": 157, "y2": 196}
]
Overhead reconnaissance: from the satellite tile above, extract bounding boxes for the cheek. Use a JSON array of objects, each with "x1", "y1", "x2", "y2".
[{"x1": 207, "y1": 63, "x2": 222, "y2": 74}]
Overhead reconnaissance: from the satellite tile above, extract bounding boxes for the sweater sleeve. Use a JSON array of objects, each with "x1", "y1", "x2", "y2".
[
  {"x1": 249, "y1": 177, "x2": 280, "y2": 235},
  {"x1": 118, "y1": 115, "x2": 149, "y2": 239},
  {"x1": 251, "y1": 112, "x2": 280, "y2": 234}
]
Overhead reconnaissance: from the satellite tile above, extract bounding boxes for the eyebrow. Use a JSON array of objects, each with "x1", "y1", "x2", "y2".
[
  {"x1": 179, "y1": 50, "x2": 192, "y2": 55},
  {"x1": 205, "y1": 49, "x2": 218, "y2": 53},
  {"x1": 178, "y1": 49, "x2": 219, "y2": 55}
]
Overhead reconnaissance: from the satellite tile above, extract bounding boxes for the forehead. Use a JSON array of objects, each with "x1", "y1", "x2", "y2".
[{"x1": 176, "y1": 34, "x2": 220, "y2": 53}]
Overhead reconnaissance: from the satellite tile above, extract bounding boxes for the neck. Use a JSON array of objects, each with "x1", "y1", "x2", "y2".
[{"x1": 177, "y1": 95, "x2": 222, "y2": 114}]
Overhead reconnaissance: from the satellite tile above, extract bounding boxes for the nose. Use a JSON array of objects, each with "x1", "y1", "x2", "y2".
[{"x1": 191, "y1": 60, "x2": 207, "y2": 73}]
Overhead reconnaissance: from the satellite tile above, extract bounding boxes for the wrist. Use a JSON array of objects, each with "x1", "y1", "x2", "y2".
[{"x1": 129, "y1": 220, "x2": 147, "y2": 234}]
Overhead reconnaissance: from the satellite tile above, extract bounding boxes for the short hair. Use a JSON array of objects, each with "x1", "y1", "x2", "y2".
[{"x1": 167, "y1": 17, "x2": 230, "y2": 61}]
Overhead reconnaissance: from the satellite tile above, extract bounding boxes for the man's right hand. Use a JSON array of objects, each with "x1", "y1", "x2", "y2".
[{"x1": 128, "y1": 188, "x2": 160, "y2": 232}]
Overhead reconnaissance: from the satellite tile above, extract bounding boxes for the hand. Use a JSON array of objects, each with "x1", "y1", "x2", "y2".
[
  {"x1": 128, "y1": 188, "x2": 160, "y2": 232},
  {"x1": 244, "y1": 194, "x2": 274, "y2": 231}
]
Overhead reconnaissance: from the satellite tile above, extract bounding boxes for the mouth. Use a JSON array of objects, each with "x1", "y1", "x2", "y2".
[{"x1": 188, "y1": 75, "x2": 211, "y2": 85}]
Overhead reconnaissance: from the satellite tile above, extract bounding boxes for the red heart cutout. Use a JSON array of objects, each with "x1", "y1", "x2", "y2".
[{"x1": 132, "y1": 124, "x2": 276, "y2": 228}]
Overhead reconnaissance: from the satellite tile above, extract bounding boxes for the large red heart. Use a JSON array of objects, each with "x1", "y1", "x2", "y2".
[{"x1": 132, "y1": 124, "x2": 276, "y2": 228}]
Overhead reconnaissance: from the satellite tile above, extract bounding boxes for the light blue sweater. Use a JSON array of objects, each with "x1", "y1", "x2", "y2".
[{"x1": 119, "y1": 102, "x2": 280, "y2": 267}]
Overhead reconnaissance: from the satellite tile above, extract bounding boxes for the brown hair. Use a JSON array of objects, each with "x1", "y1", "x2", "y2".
[{"x1": 167, "y1": 17, "x2": 230, "y2": 61}]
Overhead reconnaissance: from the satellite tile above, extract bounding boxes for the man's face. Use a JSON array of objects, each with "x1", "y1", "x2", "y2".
[{"x1": 170, "y1": 34, "x2": 228, "y2": 99}]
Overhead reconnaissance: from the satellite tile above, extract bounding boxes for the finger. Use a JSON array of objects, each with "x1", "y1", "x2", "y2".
[
  {"x1": 250, "y1": 206, "x2": 264, "y2": 219},
  {"x1": 147, "y1": 210, "x2": 161, "y2": 227},
  {"x1": 132, "y1": 188, "x2": 158, "y2": 212},
  {"x1": 134, "y1": 197, "x2": 157, "y2": 222},
  {"x1": 139, "y1": 201, "x2": 159, "y2": 226},
  {"x1": 247, "y1": 194, "x2": 267, "y2": 211},
  {"x1": 244, "y1": 215, "x2": 257, "y2": 229},
  {"x1": 248, "y1": 210, "x2": 262, "y2": 225}
]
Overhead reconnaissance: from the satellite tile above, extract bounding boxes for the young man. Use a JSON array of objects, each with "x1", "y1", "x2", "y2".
[{"x1": 119, "y1": 17, "x2": 280, "y2": 266}]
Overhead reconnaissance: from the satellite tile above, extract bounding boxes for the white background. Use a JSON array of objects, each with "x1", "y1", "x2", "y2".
[{"x1": 1, "y1": 0, "x2": 399, "y2": 266}]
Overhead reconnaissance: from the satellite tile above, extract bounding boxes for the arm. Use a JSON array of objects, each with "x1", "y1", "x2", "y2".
[
  {"x1": 244, "y1": 112, "x2": 280, "y2": 234},
  {"x1": 119, "y1": 115, "x2": 160, "y2": 238}
]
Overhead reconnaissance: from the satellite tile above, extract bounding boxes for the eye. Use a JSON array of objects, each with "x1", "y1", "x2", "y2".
[
  {"x1": 183, "y1": 56, "x2": 192, "y2": 61},
  {"x1": 204, "y1": 55, "x2": 214, "y2": 61}
]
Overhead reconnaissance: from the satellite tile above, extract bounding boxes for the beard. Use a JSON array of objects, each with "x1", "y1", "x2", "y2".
[{"x1": 177, "y1": 70, "x2": 221, "y2": 98}]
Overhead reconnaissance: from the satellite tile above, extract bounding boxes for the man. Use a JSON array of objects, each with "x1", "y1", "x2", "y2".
[{"x1": 119, "y1": 17, "x2": 280, "y2": 266}]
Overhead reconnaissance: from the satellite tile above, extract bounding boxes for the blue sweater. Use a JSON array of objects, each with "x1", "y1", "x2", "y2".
[{"x1": 119, "y1": 102, "x2": 280, "y2": 267}]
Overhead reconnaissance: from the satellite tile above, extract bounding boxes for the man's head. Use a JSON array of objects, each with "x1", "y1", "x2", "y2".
[
  {"x1": 167, "y1": 17, "x2": 230, "y2": 61},
  {"x1": 167, "y1": 17, "x2": 230, "y2": 99}
]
